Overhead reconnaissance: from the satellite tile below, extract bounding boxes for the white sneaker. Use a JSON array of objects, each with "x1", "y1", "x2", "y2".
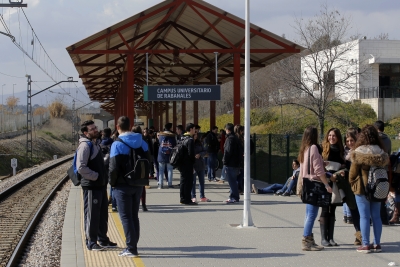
[{"x1": 119, "y1": 248, "x2": 138, "y2": 257}]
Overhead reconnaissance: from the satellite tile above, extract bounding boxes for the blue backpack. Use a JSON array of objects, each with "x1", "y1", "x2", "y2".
[{"x1": 67, "y1": 141, "x2": 93, "y2": 186}]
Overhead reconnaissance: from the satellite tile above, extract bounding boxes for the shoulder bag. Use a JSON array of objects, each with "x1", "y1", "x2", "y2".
[{"x1": 301, "y1": 147, "x2": 332, "y2": 207}]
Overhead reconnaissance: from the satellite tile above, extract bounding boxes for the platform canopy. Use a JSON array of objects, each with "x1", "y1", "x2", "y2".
[{"x1": 66, "y1": 0, "x2": 303, "y2": 115}]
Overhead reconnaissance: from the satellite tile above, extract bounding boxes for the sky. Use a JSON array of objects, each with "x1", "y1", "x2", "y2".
[{"x1": 1, "y1": 0, "x2": 399, "y2": 107}]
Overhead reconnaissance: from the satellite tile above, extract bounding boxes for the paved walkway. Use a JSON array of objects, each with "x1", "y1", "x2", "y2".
[{"x1": 61, "y1": 170, "x2": 400, "y2": 267}]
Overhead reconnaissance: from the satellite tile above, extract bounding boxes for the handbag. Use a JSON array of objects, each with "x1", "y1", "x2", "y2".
[{"x1": 301, "y1": 147, "x2": 332, "y2": 207}]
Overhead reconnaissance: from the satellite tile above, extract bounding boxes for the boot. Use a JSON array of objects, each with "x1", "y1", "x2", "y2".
[
  {"x1": 142, "y1": 203, "x2": 148, "y2": 212},
  {"x1": 389, "y1": 202, "x2": 400, "y2": 224},
  {"x1": 328, "y1": 217, "x2": 339, "y2": 246},
  {"x1": 319, "y1": 217, "x2": 331, "y2": 247},
  {"x1": 310, "y1": 233, "x2": 324, "y2": 250},
  {"x1": 354, "y1": 231, "x2": 362, "y2": 246},
  {"x1": 302, "y1": 236, "x2": 324, "y2": 251}
]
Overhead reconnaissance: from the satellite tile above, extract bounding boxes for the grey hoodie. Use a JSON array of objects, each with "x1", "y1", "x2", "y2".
[{"x1": 76, "y1": 135, "x2": 102, "y2": 181}]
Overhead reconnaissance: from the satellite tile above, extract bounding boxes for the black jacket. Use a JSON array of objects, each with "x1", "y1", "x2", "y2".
[
  {"x1": 222, "y1": 132, "x2": 243, "y2": 167},
  {"x1": 206, "y1": 131, "x2": 219, "y2": 153},
  {"x1": 179, "y1": 134, "x2": 196, "y2": 168}
]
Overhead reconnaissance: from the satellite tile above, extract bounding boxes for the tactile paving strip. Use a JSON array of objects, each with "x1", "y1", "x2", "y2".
[{"x1": 81, "y1": 197, "x2": 145, "y2": 267}]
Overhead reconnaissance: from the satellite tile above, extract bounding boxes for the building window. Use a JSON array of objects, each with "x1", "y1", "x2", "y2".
[
  {"x1": 313, "y1": 83, "x2": 319, "y2": 91},
  {"x1": 379, "y1": 64, "x2": 400, "y2": 87}
]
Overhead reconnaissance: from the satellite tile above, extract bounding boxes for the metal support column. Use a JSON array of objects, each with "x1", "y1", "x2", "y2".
[
  {"x1": 165, "y1": 101, "x2": 169, "y2": 124},
  {"x1": 181, "y1": 101, "x2": 186, "y2": 127},
  {"x1": 26, "y1": 75, "x2": 32, "y2": 160},
  {"x1": 233, "y1": 53, "x2": 241, "y2": 125},
  {"x1": 127, "y1": 54, "x2": 135, "y2": 125},
  {"x1": 193, "y1": 101, "x2": 198, "y2": 126},
  {"x1": 173, "y1": 101, "x2": 177, "y2": 130}
]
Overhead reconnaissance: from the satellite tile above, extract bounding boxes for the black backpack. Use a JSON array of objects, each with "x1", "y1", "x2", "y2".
[
  {"x1": 169, "y1": 138, "x2": 187, "y2": 168},
  {"x1": 116, "y1": 138, "x2": 150, "y2": 186},
  {"x1": 67, "y1": 141, "x2": 93, "y2": 186},
  {"x1": 365, "y1": 166, "x2": 390, "y2": 202}
]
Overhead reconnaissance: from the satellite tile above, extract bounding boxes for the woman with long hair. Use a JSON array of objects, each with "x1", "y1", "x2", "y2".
[
  {"x1": 319, "y1": 128, "x2": 345, "y2": 247},
  {"x1": 191, "y1": 132, "x2": 211, "y2": 202},
  {"x1": 298, "y1": 126, "x2": 332, "y2": 251},
  {"x1": 343, "y1": 128, "x2": 363, "y2": 245},
  {"x1": 349, "y1": 125, "x2": 389, "y2": 253}
]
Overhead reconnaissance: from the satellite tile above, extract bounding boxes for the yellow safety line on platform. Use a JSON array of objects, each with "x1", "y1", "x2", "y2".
[{"x1": 110, "y1": 208, "x2": 146, "y2": 267}]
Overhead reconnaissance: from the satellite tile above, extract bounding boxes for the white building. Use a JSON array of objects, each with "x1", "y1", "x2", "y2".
[{"x1": 301, "y1": 39, "x2": 400, "y2": 121}]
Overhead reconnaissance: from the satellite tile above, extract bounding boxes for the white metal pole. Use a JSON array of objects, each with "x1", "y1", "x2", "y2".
[{"x1": 240, "y1": 0, "x2": 254, "y2": 228}]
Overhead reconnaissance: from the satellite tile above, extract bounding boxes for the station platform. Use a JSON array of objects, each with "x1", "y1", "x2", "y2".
[{"x1": 60, "y1": 170, "x2": 400, "y2": 267}]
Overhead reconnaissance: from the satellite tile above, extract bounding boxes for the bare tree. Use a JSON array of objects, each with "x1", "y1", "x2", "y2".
[
  {"x1": 272, "y1": 4, "x2": 365, "y2": 135},
  {"x1": 374, "y1": 33, "x2": 389, "y2": 40}
]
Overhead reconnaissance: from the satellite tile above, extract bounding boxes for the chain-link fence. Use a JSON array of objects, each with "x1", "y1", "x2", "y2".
[{"x1": 0, "y1": 112, "x2": 50, "y2": 133}]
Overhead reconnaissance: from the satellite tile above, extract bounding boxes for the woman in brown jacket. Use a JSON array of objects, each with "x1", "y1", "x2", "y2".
[{"x1": 349, "y1": 125, "x2": 389, "y2": 253}]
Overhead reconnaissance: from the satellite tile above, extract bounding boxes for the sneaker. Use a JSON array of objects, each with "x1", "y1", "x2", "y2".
[
  {"x1": 89, "y1": 244, "x2": 105, "y2": 251},
  {"x1": 118, "y1": 248, "x2": 138, "y2": 257},
  {"x1": 217, "y1": 180, "x2": 225, "y2": 184},
  {"x1": 356, "y1": 245, "x2": 371, "y2": 253},
  {"x1": 168, "y1": 185, "x2": 174, "y2": 188},
  {"x1": 200, "y1": 197, "x2": 211, "y2": 202},
  {"x1": 274, "y1": 191, "x2": 283, "y2": 196},
  {"x1": 185, "y1": 201, "x2": 198, "y2": 205},
  {"x1": 158, "y1": 186, "x2": 162, "y2": 189},
  {"x1": 212, "y1": 179, "x2": 217, "y2": 182},
  {"x1": 373, "y1": 244, "x2": 382, "y2": 253},
  {"x1": 145, "y1": 185, "x2": 151, "y2": 189},
  {"x1": 224, "y1": 198, "x2": 236, "y2": 204},
  {"x1": 343, "y1": 216, "x2": 348, "y2": 223},
  {"x1": 281, "y1": 192, "x2": 290, "y2": 196},
  {"x1": 112, "y1": 207, "x2": 118, "y2": 212},
  {"x1": 347, "y1": 217, "x2": 353, "y2": 224},
  {"x1": 251, "y1": 184, "x2": 258, "y2": 194},
  {"x1": 99, "y1": 240, "x2": 117, "y2": 248},
  {"x1": 192, "y1": 198, "x2": 197, "y2": 203}
]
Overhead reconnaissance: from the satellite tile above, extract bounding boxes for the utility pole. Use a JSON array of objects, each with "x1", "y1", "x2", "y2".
[
  {"x1": 1, "y1": 84, "x2": 4, "y2": 133},
  {"x1": 72, "y1": 100, "x2": 76, "y2": 151}
]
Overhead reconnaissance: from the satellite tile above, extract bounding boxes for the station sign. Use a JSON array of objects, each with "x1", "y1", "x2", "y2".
[{"x1": 144, "y1": 85, "x2": 221, "y2": 101}]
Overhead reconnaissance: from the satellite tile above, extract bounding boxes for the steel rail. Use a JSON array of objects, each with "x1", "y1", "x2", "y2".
[{"x1": 0, "y1": 156, "x2": 73, "y2": 201}]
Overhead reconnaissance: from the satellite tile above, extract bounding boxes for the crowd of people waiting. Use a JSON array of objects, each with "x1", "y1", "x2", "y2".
[{"x1": 74, "y1": 116, "x2": 399, "y2": 257}]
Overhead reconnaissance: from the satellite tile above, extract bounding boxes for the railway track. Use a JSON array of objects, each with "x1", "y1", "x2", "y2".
[{"x1": 0, "y1": 156, "x2": 73, "y2": 267}]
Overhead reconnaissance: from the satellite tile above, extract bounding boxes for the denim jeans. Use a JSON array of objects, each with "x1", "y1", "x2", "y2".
[
  {"x1": 220, "y1": 165, "x2": 226, "y2": 180},
  {"x1": 158, "y1": 162, "x2": 173, "y2": 188},
  {"x1": 192, "y1": 169, "x2": 205, "y2": 199},
  {"x1": 355, "y1": 194, "x2": 382, "y2": 245},
  {"x1": 225, "y1": 166, "x2": 240, "y2": 201},
  {"x1": 207, "y1": 152, "x2": 217, "y2": 180},
  {"x1": 276, "y1": 177, "x2": 291, "y2": 194},
  {"x1": 259, "y1": 183, "x2": 283, "y2": 194},
  {"x1": 343, "y1": 203, "x2": 351, "y2": 217},
  {"x1": 113, "y1": 185, "x2": 143, "y2": 252},
  {"x1": 303, "y1": 204, "x2": 320, "y2": 237},
  {"x1": 109, "y1": 187, "x2": 117, "y2": 208}
]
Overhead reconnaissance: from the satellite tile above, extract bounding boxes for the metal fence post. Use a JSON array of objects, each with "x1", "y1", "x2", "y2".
[
  {"x1": 252, "y1": 133, "x2": 256, "y2": 180},
  {"x1": 268, "y1": 133, "x2": 272, "y2": 184},
  {"x1": 286, "y1": 134, "x2": 290, "y2": 179}
]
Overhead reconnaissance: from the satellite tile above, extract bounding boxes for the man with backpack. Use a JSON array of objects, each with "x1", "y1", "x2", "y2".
[
  {"x1": 158, "y1": 123, "x2": 176, "y2": 189},
  {"x1": 109, "y1": 116, "x2": 149, "y2": 257},
  {"x1": 178, "y1": 123, "x2": 197, "y2": 205},
  {"x1": 76, "y1": 120, "x2": 116, "y2": 251},
  {"x1": 206, "y1": 126, "x2": 219, "y2": 182}
]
